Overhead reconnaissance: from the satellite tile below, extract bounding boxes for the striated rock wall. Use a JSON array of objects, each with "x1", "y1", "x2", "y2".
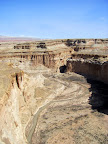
[
  {"x1": 0, "y1": 38, "x2": 108, "y2": 144},
  {"x1": 66, "y1": 59, "x2": 108, "y2": 84},
  {"x1": 0, "y1": 66, "x2": 46, "y2": 144},
  {"x1": 0, "y1": 49, "x2": 74, "y2": 72},
  {"x1": 0, "y1": 68, "x2": 27, "y2": 144},
  {"x1": 0, "y1": 49, "x2": 108, "y2": 76},
  {"x1": 0, "y1": 63, "x2": 66, "y2": 144}
]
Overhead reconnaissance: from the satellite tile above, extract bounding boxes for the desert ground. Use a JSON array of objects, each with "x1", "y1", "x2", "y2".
[{"x1": 0, "y1": 38, "x2": 108, "y2": 144}]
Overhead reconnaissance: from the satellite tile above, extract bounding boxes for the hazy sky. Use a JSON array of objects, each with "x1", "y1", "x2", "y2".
[{"x1": 0, "y1": 0, "x2": 108, "y2": 39}]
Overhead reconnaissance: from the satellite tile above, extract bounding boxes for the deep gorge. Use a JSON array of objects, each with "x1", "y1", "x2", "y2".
[{"x1": 0, "y1": 39, "x2": 108, "y2": 144}]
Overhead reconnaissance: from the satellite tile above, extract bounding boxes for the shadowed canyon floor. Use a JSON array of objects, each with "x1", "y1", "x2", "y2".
[
  {"x1": 0, "y1": 39, "x2": 108, "y2": 144},
  {"x1": 29, "y1": 73, "x2": 108, "y2": 144}
]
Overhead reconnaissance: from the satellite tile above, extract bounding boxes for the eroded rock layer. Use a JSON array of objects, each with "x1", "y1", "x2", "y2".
[
  {"x1": 0, "y1": 39, "x2": 108, "y2": 144},
  {"x1": 66, "y1": 59, "x2": 108, "y2": 84}
]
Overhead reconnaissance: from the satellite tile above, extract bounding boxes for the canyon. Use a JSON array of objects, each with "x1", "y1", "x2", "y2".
[{"x1": 0, "y1": 39, "x2": 108, "y2": 144}]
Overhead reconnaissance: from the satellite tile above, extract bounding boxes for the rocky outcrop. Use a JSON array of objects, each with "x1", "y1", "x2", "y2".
[
  {"x1": 66, "y1": 59, "x2": 108, "y2": 84},
  {"x1": 0, "y1": 49, "x2": 74, "y2": 72},
  {"x1": 0, "y1": 63, "x2": 65, "y2": 144},
  {"x1": 0, "y1": 39, "x2": 108, "y2": 144},
  {"x1": 0, "y1": 64, "x2": 26, "y2": 144}
]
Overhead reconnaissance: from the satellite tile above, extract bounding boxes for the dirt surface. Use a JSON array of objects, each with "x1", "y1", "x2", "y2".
[
  {"x1": 24, "y1": 73, "x2": 108, "y2": 144},
  {"x1": 0, "y1": 39, "x2": 108, "y2": 144}
]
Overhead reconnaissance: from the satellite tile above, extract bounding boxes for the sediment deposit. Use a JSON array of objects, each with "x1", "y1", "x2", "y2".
[{"x1": 0, "y1": 39, "x2": 108, "y2": 144}]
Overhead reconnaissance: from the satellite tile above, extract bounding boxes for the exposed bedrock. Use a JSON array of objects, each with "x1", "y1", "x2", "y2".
[
  {"x1": 0, "y1": 49, "x2": 74, "y2": 72},
  {"x1": 0, "y1": 67, "x2": 27, "y2": 144},
  {"x1": 0, "y1": 63, "x2": 66, "y2": 144},
  {"x1": 66, "y1": 59, "x2": 108, "y2": 84},
  {"x1": 0, "y1": 39, "x2": 108, "y2": 144},
  {"x1": 0, "y1": 48, "x2": 108, "y2": 83},
  {"x1": 66, "y1": 59, "x2": 108, "y2": 115}
]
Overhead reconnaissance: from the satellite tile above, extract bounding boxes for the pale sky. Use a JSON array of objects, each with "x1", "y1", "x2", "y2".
[{"x1": 0, "y1": 0, "x2": 108, "y2": 39}]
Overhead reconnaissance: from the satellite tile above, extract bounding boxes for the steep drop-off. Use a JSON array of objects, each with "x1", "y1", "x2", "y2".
[
  {"x1": 0, "y1": 39, "x2": 108, "y2": 144},
  {"x1": 66, "y1": 59, "x2": 108, "y2": 84}
]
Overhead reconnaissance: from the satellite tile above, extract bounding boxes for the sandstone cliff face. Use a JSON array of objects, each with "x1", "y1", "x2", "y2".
[
  {"x1": 0, "y1": 38, "x2": 108, "y2": 73},
  {"x1": 0, "y1": 64, "x2": 26, "y2": 144},
  {"x1": 0, "y1": 39, "x2": 108, "y2": 144},
  {"x1": 0, "y1": 49, "x2": 73, "y2": 73},
  {"x1": 0, "y1": 49, "x2": 108, "y2": 83},
  {"x1": 0, "y1": 63, "x2": 65, "y2": 144},
  {"x1": 0, "y1": 77, "x2": 27, "y2": 144},
  {"x1": 66, "y1": 59, "x2": 108, "y2": 84}
]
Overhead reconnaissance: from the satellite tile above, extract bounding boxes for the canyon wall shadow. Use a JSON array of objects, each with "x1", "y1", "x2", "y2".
[{"x1": 87, "y1": 78, "x2": 108, "y2": 115}]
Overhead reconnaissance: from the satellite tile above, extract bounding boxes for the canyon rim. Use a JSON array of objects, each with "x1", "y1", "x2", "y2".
[{"x1": 0, "y1": 38, "x2": 108, "y2": 144}]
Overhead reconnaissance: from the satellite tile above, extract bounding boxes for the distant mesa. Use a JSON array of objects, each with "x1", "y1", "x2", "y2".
[{"x1": 0, "y1": 35, "x2": 41, "y2": 42}]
